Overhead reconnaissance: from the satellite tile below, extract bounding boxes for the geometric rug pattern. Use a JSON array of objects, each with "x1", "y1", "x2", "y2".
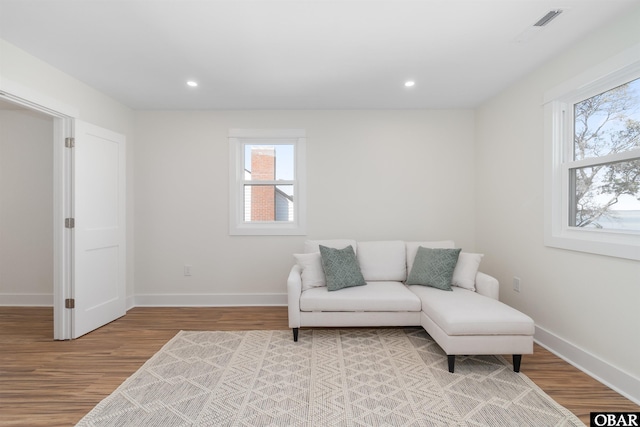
[{"x1": 76, "y1": 328, "x2": 585, "y2": 426}]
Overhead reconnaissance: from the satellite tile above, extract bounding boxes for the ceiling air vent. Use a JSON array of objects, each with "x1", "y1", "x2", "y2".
[{"x1": 534, "y1": 10, "x2": 563, "y2": 27}]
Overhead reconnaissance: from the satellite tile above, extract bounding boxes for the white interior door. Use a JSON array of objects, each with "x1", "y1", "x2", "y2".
[{"x1": 72, "y1": 120, "x2": 126, "y2": 338}]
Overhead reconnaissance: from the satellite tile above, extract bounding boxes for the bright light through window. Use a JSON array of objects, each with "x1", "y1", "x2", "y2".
[
  {"x1": 228, "y1": 129, "x2": 306, "y2": 235},
  {"x1": 570, "y1": 78, "x2": 640, "y2": 231}
]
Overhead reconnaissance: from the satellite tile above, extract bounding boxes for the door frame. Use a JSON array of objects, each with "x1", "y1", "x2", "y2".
[{"x1": 0, "y1": 79, "x2": 78, "y2": 339}]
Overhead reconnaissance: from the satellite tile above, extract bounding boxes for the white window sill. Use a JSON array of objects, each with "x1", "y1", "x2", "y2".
[{"x1": 545, "y1": 228, "x2": 640, "y2": 260}]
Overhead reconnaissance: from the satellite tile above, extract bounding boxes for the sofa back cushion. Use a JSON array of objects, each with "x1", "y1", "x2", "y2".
[
  {"x1": 357, "y1": 240, "x2": 407, "y2": 281},
  {"x1": 406, "y1": 240, "x2": 455, "y2": 275},
  {"x1": 304, "y1": 239, "x2": 357, "y2": 254}
]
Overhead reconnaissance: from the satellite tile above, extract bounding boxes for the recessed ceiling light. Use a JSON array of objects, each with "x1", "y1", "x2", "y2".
[
  {"x1": 404, "y1": 81, "x2": 415, "y2": 88},
  {"x1": 186, "y1": 80, "x2": 198, "y2": 87}
]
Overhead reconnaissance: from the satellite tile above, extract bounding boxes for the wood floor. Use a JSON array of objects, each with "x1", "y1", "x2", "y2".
[{"x1": 1, "y1": 307, "x2": 638, "y2": 426}]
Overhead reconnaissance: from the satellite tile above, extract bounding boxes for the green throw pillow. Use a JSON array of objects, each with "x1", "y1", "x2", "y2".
[
  {"x1": 319, "y1": 245, "x2": 367, "y2": 292},
  {"x1": 406, "y1": 247, "x2": 461, "y2": 291}
]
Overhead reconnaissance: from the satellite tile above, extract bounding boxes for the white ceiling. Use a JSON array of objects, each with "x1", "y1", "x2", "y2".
[{"x1": 0, "y1": 0, "x2": 638, "y2": 110}]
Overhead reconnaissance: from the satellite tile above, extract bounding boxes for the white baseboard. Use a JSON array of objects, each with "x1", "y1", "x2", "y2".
[
  {"x1": 132, "y1": 293, "x2": 287, "y2": 307},
  {"x1": 0, "y1": 293, "x2": 53, "y2": 306},
  {"x1": 535, "y1": 325, "x2": 640, "y2": 405},
  {"x1": 0, "y1": 293, "x2": 287, "y2": 309}
]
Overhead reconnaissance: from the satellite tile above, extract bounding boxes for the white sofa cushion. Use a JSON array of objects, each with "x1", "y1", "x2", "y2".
[
  {"x1": 293, "y1": 252, "x2": 325, "y2": 291},
  {"x1": 451, "y1": 252, "x2": 484, "y2": 291},
  {"x1": 304, "y1": 239, "x2": 357, "y2": 254},
  {"x1": 300, "y1": 282, "x2": 421, "y2": 312},
  {"x1": 357, "y1": 240, "x2": 407, "y2": 281},
  {"x1": 409, "y1": 286, "x2": 535, "y2": 336}
]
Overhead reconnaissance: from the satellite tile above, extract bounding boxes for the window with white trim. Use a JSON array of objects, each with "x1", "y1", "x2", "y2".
[
  {"x1": 228, "y1": 129, "x2": 306, "y2": 235},
  {"x1": 545, "y1": 48, "x2": 640, "y2": 260}
]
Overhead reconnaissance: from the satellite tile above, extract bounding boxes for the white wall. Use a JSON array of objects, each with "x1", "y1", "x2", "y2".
[
  {"x1": 0, "y1": 39, "x2": 136, "y2": 298},
  {"x1": 475, "y1": 6, "x2": 640, "y2": 400},
  {"x1": 0, "y1": 109, "x2": 53, "y2": 304},
  {"x1": 133, "y1": 110, "x2": 476, "y2": 303}
]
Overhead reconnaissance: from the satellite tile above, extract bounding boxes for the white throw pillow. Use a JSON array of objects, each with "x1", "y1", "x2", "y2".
[
  {"x1": 294, "y1": 252, "x2": 326, "y2": 291},
  {"x1": 451, "y1": 252, "x2": 484, "y2": 291}
]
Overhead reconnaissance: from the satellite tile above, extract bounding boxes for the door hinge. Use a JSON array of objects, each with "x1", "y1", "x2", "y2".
[
  {"x1": 65, "y1": 137, "x2": 75, "y2": 148},
  {"x1": 65, "y1": 298, "x2": 75, "y2": 309},
  {"x1": 65, "y1": 218, "x2": 75, "y2": 228}
]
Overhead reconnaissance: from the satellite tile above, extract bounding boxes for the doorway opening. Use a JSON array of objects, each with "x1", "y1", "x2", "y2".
[
  {"x1": 0, "y1": 101, "x2": 54, "y2": 313},
  {"x1": 0, "y1": 94, "x2": 72, "y2": 339}
]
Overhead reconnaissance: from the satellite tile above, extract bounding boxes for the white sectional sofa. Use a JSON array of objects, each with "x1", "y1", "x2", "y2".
[{"x1": 287, "y1": 239, "x2": 535, "y2": 373}]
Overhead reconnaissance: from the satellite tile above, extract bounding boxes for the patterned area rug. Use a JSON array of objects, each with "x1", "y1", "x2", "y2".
[{"x1": 76, "y1": 328, "x2": 585, "y2": 426}]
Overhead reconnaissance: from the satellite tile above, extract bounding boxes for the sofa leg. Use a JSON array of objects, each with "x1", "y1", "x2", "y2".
[
  {"x1": 293, "y1": 328, "x2": 299, "y2": 342},
  {"x1": 447, "y1": 355, "x2": 455, "y2": 373},
  {"x1": 513, "y1": 354, "x2": 522, "y2": 372}
]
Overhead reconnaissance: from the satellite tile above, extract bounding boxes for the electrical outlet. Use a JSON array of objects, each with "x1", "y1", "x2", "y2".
[
  {"x1": 513, "y1": 277, "x2": 521, "y2": 292},
  {"x1": 184, "y1": 265, "x2": 192, "y2": 276}
]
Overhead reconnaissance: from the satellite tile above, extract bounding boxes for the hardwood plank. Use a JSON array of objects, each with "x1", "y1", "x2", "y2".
[
  {"x1": 0, "y1": 307, "x2": 637, "y2": 426},
  {"x1": 519, "y1": 343, "x2": 640, "y2": 423}
]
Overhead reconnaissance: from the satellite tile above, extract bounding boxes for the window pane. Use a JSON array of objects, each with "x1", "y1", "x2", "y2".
[
  {"x1": 243, "y1": 184, "x2": 294, "y2": 222},
  {"x1": 573, "y1": 77, "x2": 640, "y2": 161},
  {"x1": 244, "y1": 144, "x2": 294, "y2": 181},
  {"x1": 570, "y1": 159, "x2": 640, "y2": 230}
]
